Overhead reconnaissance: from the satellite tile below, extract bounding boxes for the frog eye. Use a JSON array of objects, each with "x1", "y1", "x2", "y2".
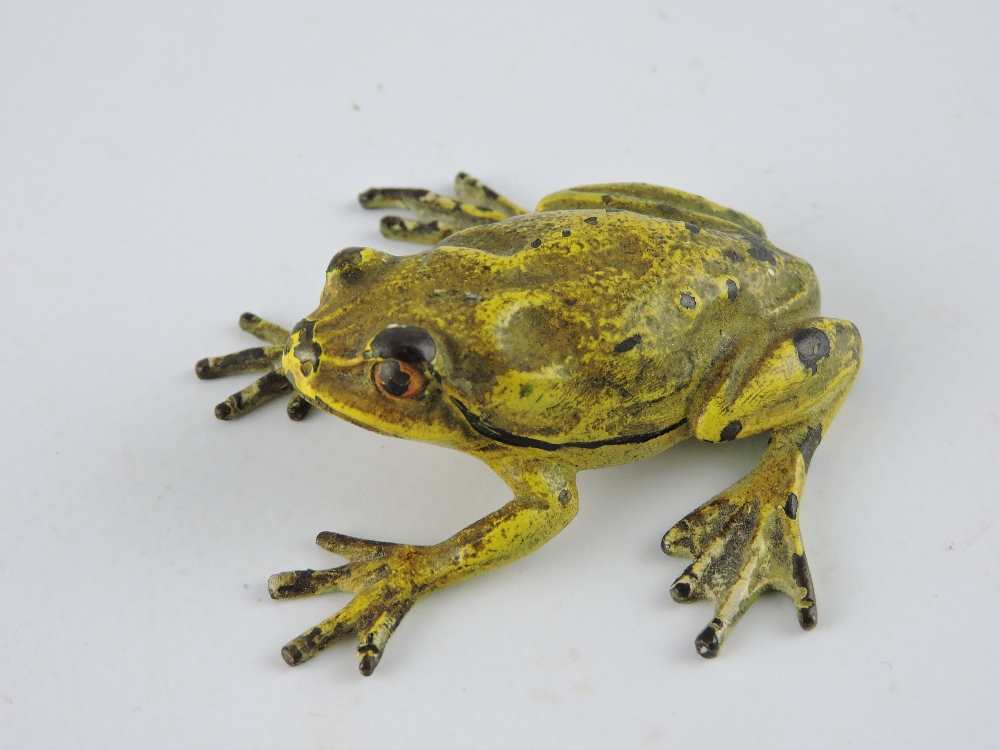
[{"x1": 373, "y1": 360, "x2": 426, "y2": 399}]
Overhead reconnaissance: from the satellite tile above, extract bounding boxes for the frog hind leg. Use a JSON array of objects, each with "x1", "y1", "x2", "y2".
[
  {"x1": 662, "y1": 317, "x2": 861, "y2": 657},
  {"x1": 195, "y1": 312, "x2": 311, "y2": 421},
  {"x1": 537, "y1": 183, "x2": 767, "y2": 237},
  {"x1": 358, "y1": 172, "x2": 528, "y2": 245}
]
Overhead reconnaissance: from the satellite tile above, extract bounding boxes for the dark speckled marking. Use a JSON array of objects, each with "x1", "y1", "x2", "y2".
[
  {"x1": 530, "y1": 238, "x2": 542, "y2": 248},
  {"x1": 680, "y1": 293, "x2": 697, "y2": 309},
  {"x1": 784, "y1": 493, "x2": 798, "y2": 520},
  {"x1": 745, "y1": 236, "x2": 776, "y2": 264},
  {"x1": 684, "y1": 222, "x2": 701, "y2": 234},
  {"x1": 584, "y1": 216, "x2": 598, "y2": 225},
  {"x1": 558, "y1": 489, "x2": 571, "y2": 506},
  {"x1": 797, "y1": 425, "x2": 822, "y2": 470},
  {"x1": 720, "y1": 420, "x2": 743, "y2": 441},
  {"x1": 614, "y1": 334, "x2": 641, "y2": 354},
  {"x1": 601, "y1": 194, "x2": 613, "y2": 205},
  {"x1": 723, "y1": 248, "x2": 742, "y2": 263},
  {"x1": 726, "y1": 279, "x2": 738, "y2": 300},
  {"x1": 562, "y1": 229, "x2": 571, "y2": 237},
  {"x1": 793, "y1": 328, "x2": 831, "y2": 373}
]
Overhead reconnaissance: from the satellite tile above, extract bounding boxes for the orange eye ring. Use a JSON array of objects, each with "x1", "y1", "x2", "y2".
[{"x1": 373, "y1": 360, "x2": 426, "y2": 399}]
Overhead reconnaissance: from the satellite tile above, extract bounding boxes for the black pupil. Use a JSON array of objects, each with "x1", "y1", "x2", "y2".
[{"x1": 378, "y1": 361, "x2": 411, "y2": 396}]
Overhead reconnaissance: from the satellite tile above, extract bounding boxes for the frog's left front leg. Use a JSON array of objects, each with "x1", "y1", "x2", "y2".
[
  {"x1": 662, "y1": 318, "x2": 861, "y2": 658},
  {"x1": 358, "y1": 172, "x2": 527, "y2": 245},
  {"x1": 268, "y1": 459, "x2": 577, "y2": 675}
]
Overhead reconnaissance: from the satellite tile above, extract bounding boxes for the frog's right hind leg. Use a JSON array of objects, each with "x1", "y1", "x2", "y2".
[
  {"x1": 663, "y1": 317, "x2": 861, "y2": 657},
  {"x1": 537, "y1": 183, "x2": 767, "y2": 237},
  {"x1": 358, "y1": 173, "x2": 527, "y2": 245}
]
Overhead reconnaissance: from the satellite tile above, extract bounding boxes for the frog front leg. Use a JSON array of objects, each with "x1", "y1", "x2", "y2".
[
  {"x1": 358, "y1": 172, "x2": 527, "y2": 245},
  {"x1": 662, "y1": 318, "x2": 861, "y2": 657},
  {"x1": 195, "y1": 312, "x2": 312, "y2": 421},
  {"x1": 268, "y1": 458, "x2": 577, "y2": 675}
]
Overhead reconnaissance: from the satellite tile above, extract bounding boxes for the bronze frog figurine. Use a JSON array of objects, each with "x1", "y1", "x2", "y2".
[{"x1": 196, "y1": 173, "x2": 861, "y2": 675}]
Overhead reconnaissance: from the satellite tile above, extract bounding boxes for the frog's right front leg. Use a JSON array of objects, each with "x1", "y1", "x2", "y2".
[{"x1": 268, "y1": 458, "x2": 577, "y2": 675}]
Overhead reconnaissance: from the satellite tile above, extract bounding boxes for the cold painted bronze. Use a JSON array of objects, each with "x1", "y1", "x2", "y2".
[{"x1": 195, "y1": 172, "x2": 862, "y2": 674}]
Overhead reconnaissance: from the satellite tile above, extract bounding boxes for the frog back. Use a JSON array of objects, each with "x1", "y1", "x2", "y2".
[{"x1": 405, "y1": 209, "x2": 820, "y2": 448}]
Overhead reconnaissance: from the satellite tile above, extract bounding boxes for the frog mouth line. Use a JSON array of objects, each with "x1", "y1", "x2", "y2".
[{"x1": 451, "y1": 398, "x2": 687, "y2": 452}]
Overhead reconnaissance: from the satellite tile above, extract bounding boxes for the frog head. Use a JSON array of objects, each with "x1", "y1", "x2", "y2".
[{"x1": 282, "y1": 247, "x2": 480, "y2": 448}]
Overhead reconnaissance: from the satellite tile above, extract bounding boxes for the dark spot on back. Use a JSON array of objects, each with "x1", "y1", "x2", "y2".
[
  {"x1": 563, "y1": 298, "x2": 576, "y2": 306},
  {"x1": 584, "y1": 216, "x2": 598, "y2": 225},
  {"x1": 530, "y1": 238, "x2": 542, "y2": 248},
  {"x1": 614, "y1": 334, "x2": 641, "y2": 354},
  {"x1": 797, "y1": 425, "x2": 822, "y2": 470},
  {"x1": 601, "y1": 194, "x2": 613, "y2": 204},
  {"x1": 793, "y1": 328, "x2": 831, "y2": 373},
  {"x1": 720, "y1": 420, "x2": 743, "y2": 441},
  {"x1": 684, "y1": 222, "x2": 701, "y2": 234},
  {"x1": 724, "y1": 248, "x2": 742, "y2": 263},
  {"x1": 415, "y1": 220, "x2": 440, "y2": 234},
  {"x1": 618, "y1": 387, "x2": 633, "y2": 399},
  {"x1": 562, "y1": 229, "x2": 571, "y2": 237},
  {"x1": 745, "y1": 236, "x2": 776, "y2": 264},
  {"x1": 726, "y1": 279, "x2": 738, "y2": 300},
  {"x1": 482, "y1": 185, "x2": 499, "y2": 200},
  {"x1": 558, "y1": 488, "x2": 571, "y2": 505},
  {"x1": 680, "y1": 293, "x2": 697, "y2": 310},
  {"x1": 784, "y1": 493, "x2": 798, "y2": 520}
]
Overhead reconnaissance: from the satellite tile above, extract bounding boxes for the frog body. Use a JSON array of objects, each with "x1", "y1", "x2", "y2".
[{"x1": 196, "y1": 174, "x2": 861, "y2": 674}]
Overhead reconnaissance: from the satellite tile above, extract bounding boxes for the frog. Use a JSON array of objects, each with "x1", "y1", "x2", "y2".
[{"x1": 195, "y1": 172, "x2": 861, "y2": 676}]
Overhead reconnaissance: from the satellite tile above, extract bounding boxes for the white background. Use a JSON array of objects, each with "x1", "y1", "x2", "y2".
[{"x1": 2, "y1": 1, "x2": 998, "y2": 747}]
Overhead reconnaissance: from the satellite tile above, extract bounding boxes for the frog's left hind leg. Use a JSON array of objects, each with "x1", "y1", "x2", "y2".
[
  {"x1": 662, "y1": 317, "x2": 861, "y2": 657},
  {"x1": 358, "y1": 172, "x2": 527, "y2": 245},
  {"x1": 195, "y1": 312, "x2": 312, "y2": 421}
]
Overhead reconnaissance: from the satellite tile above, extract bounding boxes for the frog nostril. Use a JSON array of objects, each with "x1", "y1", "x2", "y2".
[{"x1": 291, "y1": 319, "x2": 322, "y2": 376}]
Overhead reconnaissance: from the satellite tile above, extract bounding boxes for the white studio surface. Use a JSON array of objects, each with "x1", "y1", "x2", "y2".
[{"x1": 2, "y1": 2, "x2": 998, "y2": 748}]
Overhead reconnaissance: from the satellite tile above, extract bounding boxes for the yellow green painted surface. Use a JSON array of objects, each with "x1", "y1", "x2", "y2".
[{"x1": 196, "y1": 173, "x2": 861, "y2": 674}]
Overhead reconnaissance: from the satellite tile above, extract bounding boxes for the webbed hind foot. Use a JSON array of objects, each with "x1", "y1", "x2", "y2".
[
  {"x1": 195, "y1": 312, "x2": 311, "y2": 421},
  {"x1": 661, "y1": 430, "x2": 817, "y2": 658},
  {"x1": 359, "y1": 172, "x2": 527, "y2": 245}
]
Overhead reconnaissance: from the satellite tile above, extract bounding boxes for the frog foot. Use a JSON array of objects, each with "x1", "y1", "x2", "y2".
[
  {"x1": 268, "y1": 531, "x2": 429, "y2": 675},
  {"x1": 195, "y1": 312, "x2": 312, "y2": 421},
  {"x1": 661, "y1": 479, "x2": 816, "y2": 658},
  {"x1": 358, "y1": 171, "x2": 527, "y2": 245}
]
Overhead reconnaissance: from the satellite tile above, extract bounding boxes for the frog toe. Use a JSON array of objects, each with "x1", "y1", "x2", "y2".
[
  {"x1": 197, "y1": 313, "x2": 316, "y2": 421},
  {"x1": 379, "y1": 215, "x2": 459, "y2": 245}
]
